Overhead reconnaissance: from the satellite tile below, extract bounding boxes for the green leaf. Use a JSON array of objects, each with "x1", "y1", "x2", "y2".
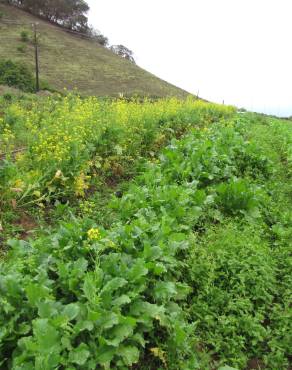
[
  {"x1": 127, "y1": 259, "x2": 148, "y2": 281},
  {"x1": 37, "y1": 300, "x2": 58, "y2": 318},
  {"x1": 101, "y1": 277, "x2": 128, "y2": 296},
  {"x1": 112, "y1": 294, "x2": 131, "y2": 307},
  {"x1": 63, "y1": 303, "x2": 80, "y2": 320},
  {"x1": 74, "y1": 320, "x2": 94, "y2": 334},
  {"x1": 117, "y1": 345, "x2": 139, "y2": 366},
  {"x1": 25, "y1": 283, "x2": 51, "y2": 305},
  {"x1": 69, "y1": 344, "x2": 90, "y2": 365},
  {"x1": 96, "y1": 345, "x2": 115, "y2": 365},
  {"x1": 97, "y1": 312, "x2": 119, "y2": 329},
  {"x1": 33, "y1": 319, "x2": 59, "y2": 353},
  {"x1": 130, "y1": 301, "x2": 165, "y2": 323},
  {"x1": 83, "y1": 274, "x2": 97, "y2": 303},
  {"x1": 106, "y1": 324, "x2": 134, "y2": 347},
  {"x1": 153, "y1": 281, "x2": 177, "y2": 301},
  {"x1": 87, "y1": 308, "x2": 101, "y2": 321}
]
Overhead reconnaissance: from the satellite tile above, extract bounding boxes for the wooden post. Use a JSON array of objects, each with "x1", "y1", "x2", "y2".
[{"x1": 32, "y1": 23, "x2": 39, "y2": 92}]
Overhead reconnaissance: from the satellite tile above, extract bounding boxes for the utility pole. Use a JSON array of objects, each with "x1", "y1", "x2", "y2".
[{"x1": 32, "y1": 23, "x2": 39, "y2": 92}]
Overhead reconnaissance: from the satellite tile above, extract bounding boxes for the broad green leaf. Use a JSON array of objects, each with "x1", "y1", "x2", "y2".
[
  {"x1": 127, "y1": 259, "x2": 148, "y2": 281},
  {"x1": 96, "y1": 345, "x2": 115, "y2": 365},
  {"x1": 112, "y1": 294, "x2": 131, "y2": 307},
  {"x1": 101, "y1": 278, "x2": 128, "y2": 295},
  {"x1": 106, "y1": 323, "x2": 135, "y2": 347},
  {"x1": 74, "y1": 320, "x2": 94, "y2": 333},
  {"x1": 63, "y1": 303, "x2": 80, "y2": 320},
  {"x1": 69, "y1": 344, "x2": 90, "y2": 365},
  {"x1": 25, "y1": 283, "x2": 51, "y2": 305},
  {"x1": 153, "y1": 281, "x2": 177, "y2": 301},
  {"x1": 130, "y1": 301, "x2": 165, "y2": 322},
  {"x1": 37, "y1": 300, "x2": 59, "y2": 319},
  {"x1": 117, "y1": 345, "x2": 139, "y2": 366},
  {"x1": 83, "y1": 274, "x2": 97, "y2": 302},
  {"x1": 33, "y1": 319, "x2": 60, "y2": 353},
  {"x1": 96, "y1": 312, "x2": 119, "y2": 329}
]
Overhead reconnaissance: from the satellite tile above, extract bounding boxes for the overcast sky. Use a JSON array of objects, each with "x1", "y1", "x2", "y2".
[{"x1": 87, "y1": 0, "x2": 292, "y2": 116}]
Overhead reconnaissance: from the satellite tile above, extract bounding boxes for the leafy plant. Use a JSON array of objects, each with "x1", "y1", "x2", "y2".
[
  {"x1": 20, "y1": 30, "x2": 29, "y2": 42},
  {"x1": 0, "y1": 96, "x2": 292, "y2": 369},
  {"x1": 0, "y1": 59, "x2": 34, "y2": 92},
  {"x1": 17, "y1": 44, "x2": 27, "y2": 53},
  {"x1": 215, "y1": 179, "x2": 262, "y2": 216}
]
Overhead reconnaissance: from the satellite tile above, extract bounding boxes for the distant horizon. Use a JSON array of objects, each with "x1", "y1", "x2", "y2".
[{"x1": 87, "y1": 0, "x2": 292, "y2": 117}]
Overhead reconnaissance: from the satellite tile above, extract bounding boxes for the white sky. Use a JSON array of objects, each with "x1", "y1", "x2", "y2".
[{"x1": 87, "y1": 0, "x2": 292, "y2": 116}]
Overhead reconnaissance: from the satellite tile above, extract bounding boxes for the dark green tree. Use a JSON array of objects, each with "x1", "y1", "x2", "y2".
[{"x1": 88, "y1": 26, "x2": 109, "y2": 46}]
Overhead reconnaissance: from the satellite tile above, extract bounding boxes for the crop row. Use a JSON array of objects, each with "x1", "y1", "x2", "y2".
[{"x1": 1, "y1": 113, "x2": 291, "y2": 369}]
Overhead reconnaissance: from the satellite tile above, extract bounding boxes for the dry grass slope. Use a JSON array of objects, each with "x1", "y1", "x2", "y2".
[{"x1": 0, "y1": 4, "x2": 190, "y2": 97}]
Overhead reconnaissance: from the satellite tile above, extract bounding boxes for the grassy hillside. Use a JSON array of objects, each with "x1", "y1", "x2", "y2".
[{"x1": 0, "y1": 4, "x2": 189, "y2": 97}]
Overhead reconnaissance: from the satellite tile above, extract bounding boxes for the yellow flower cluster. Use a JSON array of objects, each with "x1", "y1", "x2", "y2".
[
  {"x1": 79, "y1": 200, "x2": 95, "y2": 216},
  {"x1": 74, "y1": 172, "x2": 91, "y2": 197},
  {"x1": 0, "y1": 123, "x2": 15, "y2": 152},
  {"x1": 1, "y1": 94, "x2": 236, "y2": 207},
  {"x1": 87, "y1": 227, "x2": 100, "y2": 240}
]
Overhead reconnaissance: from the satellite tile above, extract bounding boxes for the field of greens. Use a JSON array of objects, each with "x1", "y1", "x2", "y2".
[{"x1": 0, "y1": 95, "x2": 291, "y2": 370}]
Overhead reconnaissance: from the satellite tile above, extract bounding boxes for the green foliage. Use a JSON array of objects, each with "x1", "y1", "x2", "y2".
[
  {"x1": 20, "y1": 30, "x2": 29, "y2": 42},
  {"x1": 9, "y1": 0, "x2": 90, "y2": 33},
  {"x1": 188, "y1": 224, "x2": 277, "y2": 368},
  {"x1": 110, "y1": 45, "x2": 135, "y2": 63},
  {"x1": 0, "y1": 59, "x2": 34, "y2": 92},
  {"x1": 0, "y1": 96, "x2": 234, "y2": 212},
  {"x1": 0, "y1": 101, "x2": 291, "y2": 369},
  {"x1": 0, "y1": 4, "x2": 189, "y2": 98},
  {"x1": 16, "y1": 44, "x2": 26, "y2": 53},
  {"x1": 88, "y1": 26, "x2": 109, "y2": 46},
  {"x1": 2, "y1": 92, "x2": 13, "y2": 101},
  {"x1": 215, "y1": 179, "x2": 262, "y2": 216}
]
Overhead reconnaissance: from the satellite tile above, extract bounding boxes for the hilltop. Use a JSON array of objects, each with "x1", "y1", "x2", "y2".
[{"x1": 0, "y1": 4, "x2": 189, "y2": 97}]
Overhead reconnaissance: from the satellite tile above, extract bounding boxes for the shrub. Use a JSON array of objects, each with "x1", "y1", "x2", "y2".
[
  {"x1": 0, "y1": 59, "x2": 35, "y2": 92},
  {"x1": 215, "y1": 179, "x2": 261, "y2": 216},
  {"x1": 20, "y1": 30, "x2": 29, "y2": 42},
  {"x1": 17, "y1": 44, "x2": 26, "y2": 53},
  {"x1": 3, "y1": 92, "x2": 13, "y2": 101},
  {"x1": 188, "y1": 224, "x2": 278, "y2": 369}
]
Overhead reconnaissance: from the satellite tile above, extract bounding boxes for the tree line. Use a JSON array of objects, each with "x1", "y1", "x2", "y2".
[{"x1": 3, "y1": 0, "x2": 89, "y2": 32}]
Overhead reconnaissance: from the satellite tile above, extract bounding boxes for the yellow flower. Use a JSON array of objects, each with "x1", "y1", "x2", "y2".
[
  {"x1": 87, "y1": 228, "x2": 100, "y2": 240},
  {"x1": 74, "y1": 172, "x2": 90, "y2": 197},
  {"x1": 150, "y1": 348, "x2": 167, "y2": 366},
  {"x1": 14, "y1": 179, "x2": 24, "y2": 188}
]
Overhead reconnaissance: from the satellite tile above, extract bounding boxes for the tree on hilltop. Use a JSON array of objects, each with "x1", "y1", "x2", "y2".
[
  {"x1": 88, "y1": 26, "x2": 109, "y2": 46},
  {"x1": 110, "y1": 45, "x2": 135, "y2": 63}
]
